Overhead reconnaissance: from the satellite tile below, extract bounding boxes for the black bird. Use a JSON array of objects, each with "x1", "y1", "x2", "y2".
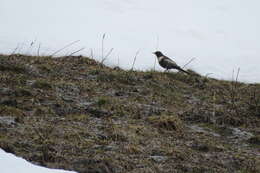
[{"x1": 153, "y1": 51, "x2": 189, "y2": 74}]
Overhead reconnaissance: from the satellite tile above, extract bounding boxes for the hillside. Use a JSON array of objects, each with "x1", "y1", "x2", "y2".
[{"x1": 0, "y1": 54, "x2": 259, "y2": 173}]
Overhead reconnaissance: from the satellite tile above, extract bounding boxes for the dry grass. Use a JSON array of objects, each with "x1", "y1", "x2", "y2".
[{"x1": 0, "y1": 54, "x2": 259, "y2": 173}]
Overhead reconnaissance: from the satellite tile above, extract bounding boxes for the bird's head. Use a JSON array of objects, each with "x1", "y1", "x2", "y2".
[{"x1": 153, "y1": 51, "x2": 163, "y2": 57}]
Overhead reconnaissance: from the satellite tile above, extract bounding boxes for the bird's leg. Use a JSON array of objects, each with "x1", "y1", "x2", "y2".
[{"x1": 164, "y1": 68, "x2": 169, "y2": 72}]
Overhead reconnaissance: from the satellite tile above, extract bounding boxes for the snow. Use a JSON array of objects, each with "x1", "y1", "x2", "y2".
[
  {"x1": 0, "y1": 0, "x2": 259, "y2": 83},
  {"x1": 0, "y1": 149, "x2": 76, "y2": 173}
]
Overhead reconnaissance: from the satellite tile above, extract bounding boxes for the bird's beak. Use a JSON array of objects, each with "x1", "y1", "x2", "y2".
[{"x1": 152, "y1": 52, "x2": 156, "y2": 54}]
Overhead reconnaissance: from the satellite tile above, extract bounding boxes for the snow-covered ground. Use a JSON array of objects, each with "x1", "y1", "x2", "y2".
[
  {"x1": 0, "y1": 149, "x2": 76, "y2": 173},
  {"x1": 0, "y1": 0, "x2": 259, "y2": 83}
]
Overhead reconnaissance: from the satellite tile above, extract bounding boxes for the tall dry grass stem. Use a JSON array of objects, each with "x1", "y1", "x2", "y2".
[
  {"x1": 101, "y1": 48, "x2": 114, "y2": 64},
  {"x1": 37, "y1": 43, "x2": 41, "y2": 56},
  {"x1": 153, "y1": 35, "x2": 160, "y2": 70},
  {"x1": 11, "y1": 43, "x2": 20, "y2": 54},
  {"x1": 182, "y1": 57, "x2": 196, "y2": 69},
  {"x1": 100, "y1": 33, "x2": 114, "y2": 65},
  {"x1": 131, "y1": 49, "x2": 141, "y2": 71},
  {"x1": 68, "y1": 47, "x2": 85, "y2": 56},
  {"x1": 51, "y1": 40, "x2": 80, "y2": 56}
]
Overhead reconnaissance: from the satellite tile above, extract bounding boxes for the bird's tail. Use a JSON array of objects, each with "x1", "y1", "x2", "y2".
[{"x1": 177, "y1": 67, "x2": 190, "y2": 75}]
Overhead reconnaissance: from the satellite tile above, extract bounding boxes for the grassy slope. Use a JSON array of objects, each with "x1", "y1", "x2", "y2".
[{"x1": 0, "y1": 54, "x2": 259, "y2": 173}]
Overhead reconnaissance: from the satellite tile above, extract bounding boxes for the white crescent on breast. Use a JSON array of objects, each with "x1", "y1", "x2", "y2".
[{"x1": 158, "y1": 56, "x2": 164, "y2": 62}]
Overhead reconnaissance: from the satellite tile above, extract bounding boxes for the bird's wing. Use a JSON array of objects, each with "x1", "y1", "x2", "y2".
[{"x1": 163, "y1": 56, "x2": 179, "y2": 68}]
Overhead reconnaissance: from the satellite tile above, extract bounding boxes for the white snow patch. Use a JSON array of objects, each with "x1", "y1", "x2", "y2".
[{"x1": 0, "y1": 149, "x2": 76, "y2": 173}]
